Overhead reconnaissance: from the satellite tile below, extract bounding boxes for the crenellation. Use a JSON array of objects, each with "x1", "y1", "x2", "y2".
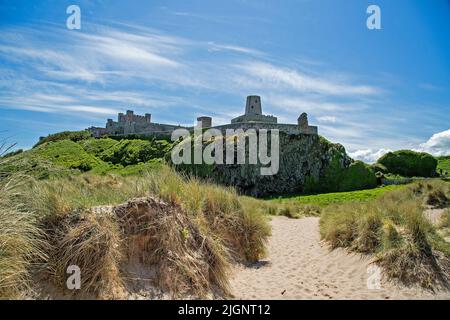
[{"x1": 87, "y1": 95, "x2": 318, "y2": 137}]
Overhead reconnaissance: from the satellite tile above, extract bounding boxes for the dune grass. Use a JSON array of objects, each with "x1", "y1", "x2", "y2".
[
  {"x1": 1, "y1": 165, "x2": 270, "y2": 299},
  {"x1": 0, "y1": 142, "x2": 47, "y2": 299},
  {"x1": 320, "y1": 180, "x2": 450, "y2": 289}
]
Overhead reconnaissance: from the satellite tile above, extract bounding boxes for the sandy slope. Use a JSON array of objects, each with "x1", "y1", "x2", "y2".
[{"x1": 230, "y1": 216, "x2": 450, "y2": 300}]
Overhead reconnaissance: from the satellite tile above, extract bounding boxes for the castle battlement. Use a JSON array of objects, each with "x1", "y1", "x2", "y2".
[{"x1": 87, "y1": 95, "x2": 318, "y2": 137}]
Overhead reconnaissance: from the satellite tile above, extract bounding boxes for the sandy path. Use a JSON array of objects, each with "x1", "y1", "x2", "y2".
[{"x1": 230, "y1": 216, "x2": 450, "y2": 300}]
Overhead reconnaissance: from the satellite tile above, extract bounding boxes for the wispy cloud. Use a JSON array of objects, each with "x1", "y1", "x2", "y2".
[
  {"x1": 234, "y1": 62, "x2": 379, "y2": 96},
  {"x1": 0, "y1": 21, "x2": 398, "y2": 152}
]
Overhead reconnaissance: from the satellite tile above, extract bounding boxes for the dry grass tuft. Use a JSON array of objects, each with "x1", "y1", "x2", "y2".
[
  {"x1": 320, "y1": 180, "x2": 450, "y2": 290},
  {"x1": 114, "y1": 196, "x2": 230, "y2": 297},
  {"x1": 0, "y1": 176, "x2": 46, "y2": 299},
  {"x1": 48, "y1": 212, "x2": 123, "y2": 298},
  {"x1": 3, "y1": 165, "x2": 270, "y2": 298}
]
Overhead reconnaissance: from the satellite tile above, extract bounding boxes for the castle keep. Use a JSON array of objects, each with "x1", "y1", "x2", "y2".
[{"x1": 87, "y1": 95, "x2": 318, "y2": 137}]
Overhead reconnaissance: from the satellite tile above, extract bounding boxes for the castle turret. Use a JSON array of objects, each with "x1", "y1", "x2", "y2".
[
  {"x1": 145, "y1": 113, "x2": 152, "y2": 123},
  {"x1": 231, "y1": 95, "x2": 277, "y2": 124},
  {"x1": 298, "y1": 113, "x2": 308, "y2": 129},
  {"x1": 197, "y1": 116, "x2": 212, "y2": 128},
  {"x1": 245, "y1": 95, "x2": 262, "y2": 115},
  {"x1": 126, "y1": 110, "x2": 134, "y2": 121}
]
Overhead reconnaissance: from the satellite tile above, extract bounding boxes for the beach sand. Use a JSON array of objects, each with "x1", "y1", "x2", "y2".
[{"x1": 230, "y1": 216, "x2": 450, "y2": 300}]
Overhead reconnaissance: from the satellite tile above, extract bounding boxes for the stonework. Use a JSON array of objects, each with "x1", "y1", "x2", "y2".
[{"x1": 87, "y1": 95, "x2": 318, "y2": 137}]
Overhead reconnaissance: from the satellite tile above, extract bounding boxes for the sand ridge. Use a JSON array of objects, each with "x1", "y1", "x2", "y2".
[{"x1": 230, "y1": 216, "x2": 450, "y2": 300}]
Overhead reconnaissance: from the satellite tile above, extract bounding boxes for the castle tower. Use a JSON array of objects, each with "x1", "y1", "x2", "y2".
[
  {"x1": 126, "y1": 110, "x2": 134, "y2": 122},
  {"x1": 145, "y1": 113, "x2": 152, "y2": 123},
  {"x1": 197, "y1": 116, "x2": 212, "y2": 128},
  {"x1": 245, "y1": 95, "x2": 262, "y2": 115},
  {"x1": 298, "y1": 112, "x2": 309, "y2": 130}
]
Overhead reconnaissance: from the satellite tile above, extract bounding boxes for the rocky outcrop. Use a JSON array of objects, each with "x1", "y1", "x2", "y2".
[
  {"x1": 211, "y1": 133, "x2": 353, "y2": 196},
  {"x1": 175, "y1": 132, "x2": 376, "y2": 197}
]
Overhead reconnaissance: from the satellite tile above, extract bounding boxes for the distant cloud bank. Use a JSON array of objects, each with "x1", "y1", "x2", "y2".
[{"x1": 350, "y1": 128, "x2": 450, "y2": 163}]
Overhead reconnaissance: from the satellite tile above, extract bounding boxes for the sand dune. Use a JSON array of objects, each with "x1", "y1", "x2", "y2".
[{"x1": 230, "y1": 216, "x2": 450, "y2": 300}]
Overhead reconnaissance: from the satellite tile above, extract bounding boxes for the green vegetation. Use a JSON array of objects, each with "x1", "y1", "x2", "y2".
[
  {"x1": 276, "y1": 185, "x2": 405, "y2": 207},
  {"x1": 320, "y1": 180, "x2": 450, "y2": 289},
  {"x1": 35, "y1": 140, "x2": 105, "y2": 172},
  {"x1": 97, "y1": 139, "x2": 172, "y2": 166},
  {"x1": 35, "y1": 130, "x2": 92, "y2": 147},
  {"x1": 377, "y1": 150, "x2": 438, "y2": 177},
  {"x1": 437, "y1": 156, "x2": 450, "y2": 175},
  {"x1": 305, "y1": 158, "x2": 377, "y2": 193},
  {"x1": 0, "y1": 136, "x2": 174, "y2": 179}
]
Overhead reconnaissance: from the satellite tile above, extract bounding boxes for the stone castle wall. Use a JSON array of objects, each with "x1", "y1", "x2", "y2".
[{"x1": 87, "y1": 95, "x2": 319, "y2": 138}]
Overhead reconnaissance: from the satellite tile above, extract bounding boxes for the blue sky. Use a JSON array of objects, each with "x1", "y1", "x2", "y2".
[{"x1": 1, "y1": 0, "x2": 449, "y2": 161}]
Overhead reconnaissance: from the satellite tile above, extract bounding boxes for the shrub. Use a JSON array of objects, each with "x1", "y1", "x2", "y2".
[
  {"x1": 377, "y1": 150, "x2": 437, "y2": 177},
  {"x1": 306, "y1": 159, "x2": 377, "y2": 193},
  {"x1": 34, "y1": 140, "x2": 104, "y2": 172},
  {"x1": 99, "y1": 139, "x2": 172, "y2": 166},
  {"x1": 436, "y1": 156, "x2": 450, "y2": 175}
]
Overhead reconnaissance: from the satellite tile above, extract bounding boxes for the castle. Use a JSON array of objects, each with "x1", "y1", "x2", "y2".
[{"x1": 87, "y1": 95, "x2": 318, "y2": 137}]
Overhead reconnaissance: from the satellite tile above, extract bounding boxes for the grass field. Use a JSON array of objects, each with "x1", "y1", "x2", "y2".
[{"x1": 271, "y1": 185, "x2": 406, "y2": 207}]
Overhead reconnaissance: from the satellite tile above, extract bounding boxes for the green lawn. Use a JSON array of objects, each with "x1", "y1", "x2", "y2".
[{"x1": 272, "y1": 185, "x2": 406, "y2": 207}]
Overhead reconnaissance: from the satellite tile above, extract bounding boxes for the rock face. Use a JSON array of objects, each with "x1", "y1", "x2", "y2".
[
  {"x1": 209, "y1": 132, "x2": 372, "y2": 197},
  {"x1": 174, "y1": 132, "x2": 376, "y2": 197}
]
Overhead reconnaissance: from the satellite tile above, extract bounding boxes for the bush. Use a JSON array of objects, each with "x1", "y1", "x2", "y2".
[
  {"x1": 377, "y1": 150, "x2": 437, "y2": 177},
  {"x1": 99, "y1": 139, "x2": 172, "y2": 166},
  {"x1": 306, "y1": 159, "x2": 377, "y2": 193},
  {"x1": 34, "y1": 140, "x2": 104, "y2": 172}
]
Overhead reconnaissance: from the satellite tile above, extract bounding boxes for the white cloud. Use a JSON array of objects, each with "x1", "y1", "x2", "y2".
[
  {"x1": 317, "y1": 116, "x2": 337, "y2": 123},
  {"x1": 349, "y1": 129, "x2": 450, "y2": 163},
  {"x1": 417, "y1": 129, "x2": 450, "y2": 156},
  {"x1": 235, "y1": 62, "x2": 379, "y2": 96},
  {"x1": 348, "y1": 148, "x2": 391, "y2": 163},
  {"x1": 207, "y1": 42, "x2": 263, "y2": 56}
]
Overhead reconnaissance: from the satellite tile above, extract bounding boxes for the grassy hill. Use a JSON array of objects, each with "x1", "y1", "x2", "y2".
[{"x1": 0, "y1": 134, "x2": 174, "y2": 178}]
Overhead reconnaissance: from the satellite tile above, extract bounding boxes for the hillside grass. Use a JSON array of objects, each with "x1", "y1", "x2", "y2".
[
  {"x1": 320, "y1": 180, "x2": 450, "y2": 289},
  {"x1": 0, "y1": 137, "x2": 173, "y2": 179}
]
